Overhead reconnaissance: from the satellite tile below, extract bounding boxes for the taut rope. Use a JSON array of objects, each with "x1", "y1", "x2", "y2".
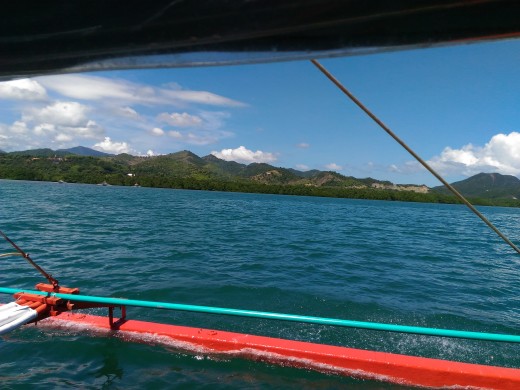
[{"x1": 311, "y1": 59, "x2": 520, "y2": 255}]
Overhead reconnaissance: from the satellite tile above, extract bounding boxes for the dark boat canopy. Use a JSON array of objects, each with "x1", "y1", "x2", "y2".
[{"x1": 1, "y1": 0, "x2": 519, "y2": 79}]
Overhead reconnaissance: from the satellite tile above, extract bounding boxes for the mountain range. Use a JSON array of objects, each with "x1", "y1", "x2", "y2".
[
  {"x1": 0, "y1": 146, "x2": 420, "y2": 191},
  {"x1": 2, "y1": 146, "x2": 112, "y2": 157},
  {"x1": 2, "y1": 146, "x2": 520, "y2": 201}
]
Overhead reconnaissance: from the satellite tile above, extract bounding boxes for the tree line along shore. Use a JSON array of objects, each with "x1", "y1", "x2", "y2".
[{"x1": 1, "y1": 150, "x2": 519, "y2": 208}]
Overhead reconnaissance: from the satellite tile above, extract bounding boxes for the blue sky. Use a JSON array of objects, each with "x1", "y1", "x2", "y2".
[{"x1": 0, "y1": 39, "x2": 519, "y2": 186}]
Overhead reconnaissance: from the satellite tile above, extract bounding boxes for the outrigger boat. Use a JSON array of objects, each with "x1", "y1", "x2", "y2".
[
  {"x1": 2, "y1": 233, "x2": 520, "y2": 389},
  {"x1": 1, "y1": 236, "x2": 520, "y2": 388},
  {"x1": 1, "y1": 1, "x2": 520, "y2": 388}
]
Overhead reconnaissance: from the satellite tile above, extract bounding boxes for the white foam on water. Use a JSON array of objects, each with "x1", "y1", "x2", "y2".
[
  {"x1": 34, "y1": 318, "x2": 386, "y2": 386},
  {"x1": 32, "y1": 316, "x2": 492, "y2": 389}
]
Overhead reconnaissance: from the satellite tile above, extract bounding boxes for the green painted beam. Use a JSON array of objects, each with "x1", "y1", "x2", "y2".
[{"x1": 1, "y1": 286, "x2": 519, "y2": 343}]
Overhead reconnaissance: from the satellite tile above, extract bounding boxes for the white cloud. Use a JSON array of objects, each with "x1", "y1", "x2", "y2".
[
  {"x1": 135, "y1": 149, "x2": 160, "y2": 157},
  {"x1": 325, "y1": 163, "x2": 343, "y2": 171},
  {"x1": 167, "y1": 129, "x2": 231, "y2": 145},
  {"x1": 31, "y1": 119, "x2": 103, "y2": 142},
  {"x1": 0, "y1": 75, "x2": 244, "y2": 153},
  {"x1": 117, "y1": 106, "x2": 141, "y2": 120},
  {"x1": 168, "y1": 130, "x2": 183, "y2": 139},
  {"x1": 296, "y1": 164, "x2": 309, "y2": 170},
  {"x1": 0, "y1": 79, "x2": 47, "y2": 101},
  {"x1": 10, "y1": 121, "x2": 29, "y2": 134},
  {"x1": 0, "y1": 123, "x2": 20, "y2": 151},
  {"x1": 34, "y1": 123, "x2": 56, "y2": 136},
  {"x1": 211, "y1": 146, "x2": 277, "y2": 163},
  {"x1": 37, "y1": 75, "x2": 151, "y2": 102},
  {"x1": 55, "y1": 133, "x2": 73, "y2": 142},
  {"x1": 0, "y1": 119, "x2": 84, "y2": 151},
  {"x1": 36, "y1": 74, "x2": 246, "y2": 107},
  {"x1": 157, "y1": 112, "x2": 203, "y2": 127},
  {"x1": 160, "y1": 112, "x2": 233, "y2": 145},
  {"x1": 150, "y1": 127, "x2": 165, "y2": 136},
  {"x1": 198, "y1": 111, "x2": 231, "y2": 130},
  {"x1": 24, "y1": 101, "x2": 90, "y2": 127},
  {"x1": 60, "y1": 120, "x2": 104, "y2": 139},
  {"x1": 154, "y1": 111, "x2": 233, "y2": 145},
  {"x1": 15, "y1": 101, "x2": 104, "y2": 147},
  {"x1": 93, "y1": 137, "x2": 132, "y2": 154},
  {"x1": 0, "y1": 120, "x2": 53, "y2": 151},
  {"x1": 428, "y1": 132, "x2": 520, "y2": 176},
  {"x1": 161, "y1": 90, "x2": 246, "y2": 107},
  {"x1": 297, "y1": 142, "x2": 310, "y2": 149}
]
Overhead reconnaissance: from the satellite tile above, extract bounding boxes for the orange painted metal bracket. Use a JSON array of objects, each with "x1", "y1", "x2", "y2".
[
  {"x1": 108, "y1": 306, "x2": 127, "y2": 329},
  {"x1": 12, "y1": 284, "x2": 123, "y2": 326},
  {"x1": 35, "y1": 283, "x2": 80, "y2": 295}
]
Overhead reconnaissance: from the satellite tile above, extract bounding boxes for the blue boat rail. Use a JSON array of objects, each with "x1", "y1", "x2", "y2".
[{"x1": 1, "y1": 286, "x2": 519, "y2": 343}]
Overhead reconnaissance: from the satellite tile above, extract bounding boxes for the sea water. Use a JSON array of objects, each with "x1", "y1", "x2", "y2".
[{"x1": 1, "y1": 179, "x2": 519, "y2": 388}]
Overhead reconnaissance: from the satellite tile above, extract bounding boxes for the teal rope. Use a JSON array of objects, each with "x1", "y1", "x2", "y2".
[{"x1": 1, "y1": 286, "x2": 518, "y2": 343}]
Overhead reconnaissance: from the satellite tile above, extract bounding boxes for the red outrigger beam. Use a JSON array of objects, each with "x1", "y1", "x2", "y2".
[
  {"x1": 8, "y1": 283, "x2": 520, "y2": 389},
  {"x1": 45, "y1": 311, "x2": 520, "y2": 389}
]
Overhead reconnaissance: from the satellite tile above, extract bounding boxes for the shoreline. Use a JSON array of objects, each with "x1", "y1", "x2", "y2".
[{"x1": 2, "y1": 177, "x2": 519, "y2": 208}]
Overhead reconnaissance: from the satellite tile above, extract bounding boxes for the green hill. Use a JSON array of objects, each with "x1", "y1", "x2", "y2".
[
  {"x1": 8, "y1": 148, "x2": 69, "y2": 157},
  {"x1": 3, "y1": 147, "x2": 520, "y2": 206},
  {"x1": 202, "y1": 154, "x2": 246, "y2": 177},
  {"x1": 0, "y1": 147, "x2": 419, "y2": 189},
  {"x1": 58, "y1": 146, "x2": 113, "y2": 157},
  {"x1": 432, "y1": 173, "x2": 520, "y2": 200}
]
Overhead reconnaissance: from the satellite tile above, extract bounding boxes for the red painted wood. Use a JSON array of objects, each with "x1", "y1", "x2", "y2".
[{"x1": 45, "y1": 312, "x2": 520, "y2": 389}]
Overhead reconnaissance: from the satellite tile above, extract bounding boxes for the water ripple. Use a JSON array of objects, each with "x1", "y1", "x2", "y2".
[{"x1": 1, "y1": 179, "x2": 519, "y2": 387}]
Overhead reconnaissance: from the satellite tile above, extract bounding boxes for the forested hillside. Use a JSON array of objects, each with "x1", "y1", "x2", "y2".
[{"x1": 1, "y1": 148, "x2": 518, "y2": 207}]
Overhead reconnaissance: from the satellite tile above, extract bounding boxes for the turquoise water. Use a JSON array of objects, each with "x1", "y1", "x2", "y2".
[{"x1": 1, "y1": 179, "x2": 519, "y2": 388}]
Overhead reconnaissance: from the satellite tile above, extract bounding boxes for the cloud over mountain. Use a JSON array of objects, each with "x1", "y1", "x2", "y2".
[
  {"x1": 94, "y1": 137, "x2": 132, "y2": 154},
  {"x1": 212, "y1": 146, "x2": 277, "y2": 163},
  {"x1": 0, "y1": 74, "x2": 246, "y2": 153},
  {"x1": 428, "y1": 132, "x2": 520, "y2": 176}
]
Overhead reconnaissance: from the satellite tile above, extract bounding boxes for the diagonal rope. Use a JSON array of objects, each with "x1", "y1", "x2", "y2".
[
  {"x1": 0, "y1": 230, "x2": 60, "y2": 287},
  {"x1": 311, "y1": 59, "x2": 520, "y2": 255}
]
